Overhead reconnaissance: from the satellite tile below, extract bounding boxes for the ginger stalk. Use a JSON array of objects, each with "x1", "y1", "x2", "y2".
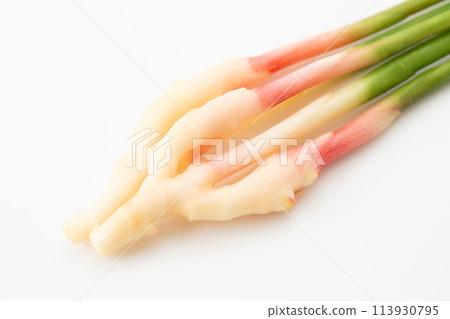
[
  {"x1": 64, "y1": 0, "x2": 442, "y2": 243},
  {"x1": 88, "y1": 34, "x2": 450, "y2": 255}
]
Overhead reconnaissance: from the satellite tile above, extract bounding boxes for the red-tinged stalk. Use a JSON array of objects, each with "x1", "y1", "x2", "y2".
[
  {"x1": 207, "y1": 32, "x2": 450, "y2": 182},
  {"x1": 64, "y1": 0, "x2": 443, "y2": 244},
  {"x1": 311, "y1": 107, "x2": 402, "y2": 166},
  {"x1": 249, "y1": 0, "x2": 444, "y2": 73},
  {"x1": 255, "y1": 8, "x2": 450, "y2": 108},
  {"x1": 152, "y1": 7, "x2": 450, "y2": 179},
  {"x1": 88, "y1": 34, "x2": 450, "y2": 256},
  {"x1": 186, "y1": 59, "x2": 450, "y2": 222},
  {"x1": 315, "y1": 59, "x2": 450, "y2": 165}
]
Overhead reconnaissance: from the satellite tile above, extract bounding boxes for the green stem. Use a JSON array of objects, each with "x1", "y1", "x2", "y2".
[
  {"x1": 357, "y1": 2, "x2": 450, "y2": 47},
  {"x1": 316, "y1": 59, "x2": 450, "y2": 165},
  {"x1": 250, "y1": 0, "x2": 444, "y2": 73},
  {"x1": 257, "y1": 10, "x2": 450, "y2": 107},
  {"x1": 347, "y1": 0, "x2": 444, "y2": 40},
  {"x1": 359, "y1": 32, "x2": 450, "y2": 101},
  {"x1": 365, "y1": 9, "x2": 450, "y2": 61},
  {"x1": 388, "y1": 59, "x2": 450, "y2": 109}
]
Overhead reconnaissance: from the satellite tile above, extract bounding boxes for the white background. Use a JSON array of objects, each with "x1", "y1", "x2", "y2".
[{"x1": 0, "y1": 0, "x2": 449, "y2": 301}]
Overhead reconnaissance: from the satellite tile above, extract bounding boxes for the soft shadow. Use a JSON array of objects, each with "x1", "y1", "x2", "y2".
[{"x1": 117, "y1": 211, "x2": 290, "y2": 258}]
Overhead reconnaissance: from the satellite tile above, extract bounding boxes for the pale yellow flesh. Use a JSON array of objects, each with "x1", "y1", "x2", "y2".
[
  {"x1": 63, "y1": 58, "x2": 270, "y2": 243},
  {"x1": 152, "y1": 88, "x2": 261, "y2": 177},
  {"x1": 88, "y1": 154, "x2": 320, "y2": 256},
  {"x1": 88, "y1": 83, "x2": 364, "y2": 256}
]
